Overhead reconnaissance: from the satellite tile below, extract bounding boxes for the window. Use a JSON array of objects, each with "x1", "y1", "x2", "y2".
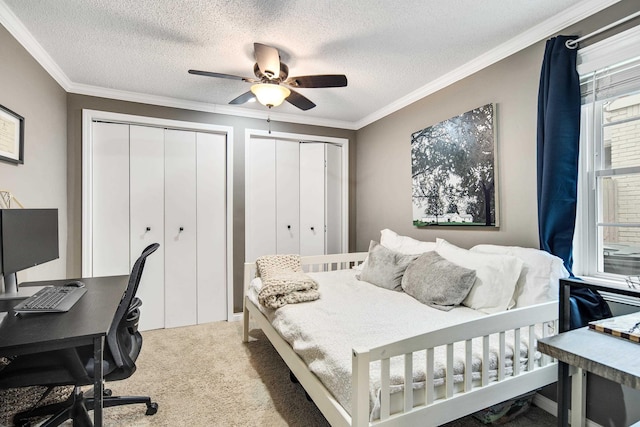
[{"x1": 574, "y1": 26, "x2": 640, "y2": 284}]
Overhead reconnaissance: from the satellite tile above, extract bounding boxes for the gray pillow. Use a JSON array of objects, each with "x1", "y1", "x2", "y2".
[
  {"x1": 401, "y1": 251, "x2": 476, "y2": 311},
  {"x1": 358, "y1": 241, "x2": 418, "y2": 291}
]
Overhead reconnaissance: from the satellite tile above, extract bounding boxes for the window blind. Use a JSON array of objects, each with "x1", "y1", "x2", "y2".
[
  {"x1": 577, "y1": 24, "x2": 640, "y2": 104},
  {"x1": 580, "y1": 56, "x2": 640, "y2": 104}
]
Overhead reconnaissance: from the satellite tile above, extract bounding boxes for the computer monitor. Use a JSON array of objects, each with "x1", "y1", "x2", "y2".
[{"x1": 0, "y1": 208, "x2": 59, "y2": 296}]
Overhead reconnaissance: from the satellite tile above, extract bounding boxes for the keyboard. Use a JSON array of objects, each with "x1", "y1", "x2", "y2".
[{"x1": 13, "y1": 285, "x2": 87, "y2": 313}]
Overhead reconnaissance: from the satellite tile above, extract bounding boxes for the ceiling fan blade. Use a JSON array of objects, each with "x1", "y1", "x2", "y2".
[
  {"x1": 286, "y1": 90, "x2": 316, "y2": 111},
  {"x1": 188, "y1": 69, "x2": 256, "y2": 82},
  {"x1": 229, "y1": 91, "x2": 256, "y2": 105},
  {"x1": 254, "y1": 43, "x2": 280, "y2": 79},
  {"x1": 285, "y1": 74, "x2": 347, "y2": 88}
]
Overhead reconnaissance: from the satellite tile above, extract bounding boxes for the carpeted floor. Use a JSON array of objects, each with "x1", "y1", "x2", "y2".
[{"x1": 92, "y1": 321, "x2": 556, "y2": 426}]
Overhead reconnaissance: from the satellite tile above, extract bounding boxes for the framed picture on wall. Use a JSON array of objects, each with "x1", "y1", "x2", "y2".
[
  {"x1": 0, "y1": 104, "x2": 25, "y2": 164},
  {"x1": 411, "y1": 103, "x2": 498, "y2": 227}
]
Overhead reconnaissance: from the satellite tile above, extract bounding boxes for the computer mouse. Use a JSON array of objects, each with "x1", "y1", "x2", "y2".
[{"x1": 65, "y1": 280, "x2": 85, "y2": 288}]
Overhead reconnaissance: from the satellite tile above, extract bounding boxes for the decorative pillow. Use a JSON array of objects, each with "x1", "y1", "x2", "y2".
[
  {"x1": 470, "y1": 244, "x2": 569, "y2": 308},
  {"x1": 358, "y1": 240, "x2": 418, "y2": 291},
  {"x1": 401, "y1": 251, "x2": 476, "y2": 311},
  {"x1": 380, "y1": 229, "x2": 437, "y2": 254},
  {"x1": 435, "y1": 239, "x2": 523, "y2": 314}
]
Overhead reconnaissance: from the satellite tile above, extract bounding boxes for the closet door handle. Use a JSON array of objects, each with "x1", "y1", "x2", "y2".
[
  {"x1": 146, "y1": 227, "x2": 151, "y2": 232},
  {"x1": 310, "y1": 226, "x2": 315, "y2": 231},
  {"x1": 287, "y1": 225, "x2": 291, "y2": 230},
  {"x1": 179, "y1": 227, "x2": 184, "y2": 232}
]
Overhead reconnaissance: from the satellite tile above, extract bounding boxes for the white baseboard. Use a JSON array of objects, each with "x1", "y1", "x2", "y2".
[{"x1": 534, "y1": 393, "x2": 603, "y2": 427}]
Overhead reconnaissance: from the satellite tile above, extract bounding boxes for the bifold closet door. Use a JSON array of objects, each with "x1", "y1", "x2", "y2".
[
  {"x1": 196, "y1": 132, "x2": 227, "y2": 323},
  {"x1": 91, "y1": 122, "x2": 130, "y2": 277},
  {"x1": 299, "y1": 143, "x2": 326, "y2": 256},
  {"x1": 129, "y1": 125, "x2": 165, "y2": 331},
  {"x1": 246, "y1": 138, "x2": 300, "y2": 260},
  {"x1": 276, "y1": 140, "x2": 300, "y2": 254},
  {"x1": 164, "y1": 129, "x2": 197, "y2": 328},
  {"x1": 245, "y1": 138, "x2": 277, "y2": 262},
  {"x1": 89, "y1": 120, "x2": 228, "y2": 330}
]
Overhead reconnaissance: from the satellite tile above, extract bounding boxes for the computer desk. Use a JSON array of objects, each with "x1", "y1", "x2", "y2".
[{"x1": 0, "y1": 275, "x2": 129, "y2": 427}]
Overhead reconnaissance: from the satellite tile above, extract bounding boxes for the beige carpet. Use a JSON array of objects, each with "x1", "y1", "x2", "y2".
[{"x1": 94, "y1": 321, "x2": 556, "y2": 427}]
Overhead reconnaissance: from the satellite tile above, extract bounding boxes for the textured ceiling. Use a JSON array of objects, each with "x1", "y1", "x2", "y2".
[{"x1": 0, "y1": 0, "x2": 615, "y2": 128}]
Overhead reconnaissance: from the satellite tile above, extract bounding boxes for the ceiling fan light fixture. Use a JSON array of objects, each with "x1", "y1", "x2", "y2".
[{"x1": 251, "y1": 83, "x2": 290, "y2": 108}]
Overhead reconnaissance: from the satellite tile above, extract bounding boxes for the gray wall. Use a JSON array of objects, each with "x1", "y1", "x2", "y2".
[
  {"x1": 0, "y1": 24, "x2": 67, "y2": 285},
  {"x1": 66, "y1": 94, "x2": 357, "y2": 312}
]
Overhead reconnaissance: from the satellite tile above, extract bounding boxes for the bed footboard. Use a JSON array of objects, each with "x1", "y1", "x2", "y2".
[{"x1": 351, "y1": 301, "x2": 558, "y2": 426}]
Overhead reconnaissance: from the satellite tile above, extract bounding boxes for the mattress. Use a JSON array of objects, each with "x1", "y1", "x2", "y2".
[{"x1": 248, "y1": 268, "x2": 541, "y2": 419}]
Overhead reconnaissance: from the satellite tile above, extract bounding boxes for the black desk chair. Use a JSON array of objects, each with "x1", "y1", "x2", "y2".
[{"x1": 0, "y1": 243, "x2": 160, "y2": 427}]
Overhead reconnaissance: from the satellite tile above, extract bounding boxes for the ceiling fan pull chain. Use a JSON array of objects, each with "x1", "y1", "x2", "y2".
[{"x1": 267, "y1": 112, "x2": 271, "y2": 134}]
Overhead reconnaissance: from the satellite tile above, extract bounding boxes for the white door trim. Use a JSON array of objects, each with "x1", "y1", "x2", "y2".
[
  {"x1": 244, "y1": 129, "x2": 349, "y2": 258},
  {"x1": 82, "y1": 109, "x2": 235, "y2": 321}
]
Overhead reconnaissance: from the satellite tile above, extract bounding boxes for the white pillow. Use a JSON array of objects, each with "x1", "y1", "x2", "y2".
[
  {"x1": 435, "y1": 239, "x2": 523, "y2": 314},
  {"x1": 380, "y1": 229, "x2": 436, "y2": 254},
  {"x1": 470, "y1": 244, "x2": 569, "y2": 308}
]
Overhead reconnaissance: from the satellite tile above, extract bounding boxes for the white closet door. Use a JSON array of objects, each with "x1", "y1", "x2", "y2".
[
  {"x1": 299, "y1": 143, "x2": 326, "y2": 256},
  {"x1": 325, "y1": 143, "x2": 343, "y2": 254},
  {"x1": 91, "y1": 122, "x2": 130, "y2": 277},
  {"x1": 196, "y1": 132, "x2": 227, "y2": 323},
  {"x1": 245, "y1": 138, "x2": 277, "y2": 262},
  {"x1": 130, "y1": 125, "x2": 165, "y2": 331},
  {"x1": 164, "y1": 129, "x2": 197, "y2": 328},
  {"x1": 276, "y1": 140, "x2": 300, "y2": 254}
]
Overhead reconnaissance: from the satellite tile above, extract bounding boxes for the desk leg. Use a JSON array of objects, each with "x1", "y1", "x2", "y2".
[
  {"x1": 93, "y1": 336, "x2": 104, "y2": 427},
  {"x1": 571, "y1": 367, "x2": 587, "y2": 427}
]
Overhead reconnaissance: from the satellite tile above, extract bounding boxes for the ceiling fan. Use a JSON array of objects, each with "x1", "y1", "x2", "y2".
[{"x1": 188, "y1": 43, "x2": 347, "y2": 111}]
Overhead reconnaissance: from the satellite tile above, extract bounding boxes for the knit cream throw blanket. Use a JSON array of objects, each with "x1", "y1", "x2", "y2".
[{"x1": 256, "y1": 254, "x2": 320, "y2": 309}]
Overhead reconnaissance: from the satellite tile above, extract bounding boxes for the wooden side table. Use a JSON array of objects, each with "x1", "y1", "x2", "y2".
[{"x1": 538, "y1": 327, "x2": 640, "y2": 426}]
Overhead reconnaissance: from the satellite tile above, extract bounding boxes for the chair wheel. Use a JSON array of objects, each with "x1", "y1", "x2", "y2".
[
  {"x1": 103, "y1": 388, "x2": 113, "y2": 397},
  {"x1": 145, "y1": 402, "x2": 158, "y2": 415},
  {"x1": 289, "y1": 370, "x2": 299, "y2": 384}
]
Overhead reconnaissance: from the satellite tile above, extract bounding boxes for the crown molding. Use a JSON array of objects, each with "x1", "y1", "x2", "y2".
[
  {"x1": 1, "y1": 0, "x2": 619, "y2": 131},
  {"x1": 354, "y1": 0, "x2": 621, "y2": 129}
]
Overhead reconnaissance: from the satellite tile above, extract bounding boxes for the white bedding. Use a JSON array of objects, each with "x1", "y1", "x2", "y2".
[{"x1": 248, "y1": 269, "x2": 541, "y2": 419}]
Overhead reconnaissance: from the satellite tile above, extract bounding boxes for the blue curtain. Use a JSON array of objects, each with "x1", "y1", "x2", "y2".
[{"x1": 536, "y1": 35, "x2": 611, "y2": 329}]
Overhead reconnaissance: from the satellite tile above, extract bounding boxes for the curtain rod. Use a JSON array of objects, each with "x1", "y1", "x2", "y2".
[{"x1": 566, "y1": 10, "x2": 640, "y2": 49}]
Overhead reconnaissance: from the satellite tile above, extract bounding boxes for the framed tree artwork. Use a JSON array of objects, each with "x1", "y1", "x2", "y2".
[
  {"x1": 411, "y1": 103, "x2": 498, "y2": 227},
  {"x1": 0, "y1": 104, "x2": 25, "y2": 164}
]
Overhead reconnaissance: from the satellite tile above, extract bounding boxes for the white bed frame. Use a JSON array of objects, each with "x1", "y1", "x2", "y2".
[{"x1": 243, "y1": 252, "x2": 559, "y2": 427}]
